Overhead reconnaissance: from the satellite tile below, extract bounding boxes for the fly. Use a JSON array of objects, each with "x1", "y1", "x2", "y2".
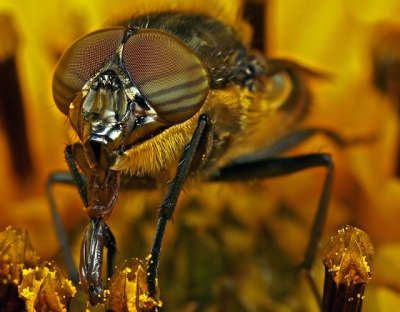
[{"x1": 48, "y1": 10, "x2": 334, "y2": 308}]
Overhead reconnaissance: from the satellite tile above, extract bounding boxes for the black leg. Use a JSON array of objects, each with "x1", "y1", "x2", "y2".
[
  {"x1": 146, "y1": 114, "x2": 208, "y2": 298},
  {"x1": 212, "y1": 153, "x2": 334, "y2": 305},
  {"x1": 47, "y1": 172, "x2": 80, "y2": 284},
  {"x1": 46, "y1": 145, "x2": 88, "y2": 284}
]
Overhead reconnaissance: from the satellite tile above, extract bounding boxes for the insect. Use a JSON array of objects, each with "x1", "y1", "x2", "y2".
[{"x1": 48, "y1": 6, "x2": 333, "y2": 309}]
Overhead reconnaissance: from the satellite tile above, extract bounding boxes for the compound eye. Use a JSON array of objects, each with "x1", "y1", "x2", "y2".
[
  {"x1": 53, "y1": 27, "x2": 126, "y2": 115},
  {"x1": 122, "y1": 29, "x2": 210, "y2": 124}
]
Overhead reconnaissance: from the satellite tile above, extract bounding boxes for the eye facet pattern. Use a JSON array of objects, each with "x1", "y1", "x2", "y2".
[
  {"x1": 123, "y1": 29, "x2": 210, "y2": 124},
  {"x1": 53, "y1": 27, "x2": 126, "y2": 115}
]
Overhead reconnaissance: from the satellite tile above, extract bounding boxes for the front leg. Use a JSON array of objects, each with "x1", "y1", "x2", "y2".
[
  {"x1": 146, "y1": 114, "x2": 208, "y2": 299},
  {"x1": 46, "y1": 145, "x2": 89, "y2": 284}
]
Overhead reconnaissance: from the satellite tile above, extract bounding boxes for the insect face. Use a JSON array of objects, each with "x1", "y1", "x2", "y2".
[{"x1": 53, "y1": 26, "x2": 210, "y2": 219}]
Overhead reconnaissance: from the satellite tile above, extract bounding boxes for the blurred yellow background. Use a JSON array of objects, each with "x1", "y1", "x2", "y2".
[{"x1": 1, "y1": 0, "x2": 400, "y2": 311}]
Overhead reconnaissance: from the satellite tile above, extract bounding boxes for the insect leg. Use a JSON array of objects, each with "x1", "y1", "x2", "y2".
[
  {"x1": 47, "y1": 172, "x2": 79, "y2": 284},
  {"x1": 212, "y1": 153, "x2": 334, "y2": 305},
  {"x1": 46, "y1": 145, "x2": 88, "y2": 284},
  {"x1": 146, "y1": 114, "x2": 208, "y2": 298}
]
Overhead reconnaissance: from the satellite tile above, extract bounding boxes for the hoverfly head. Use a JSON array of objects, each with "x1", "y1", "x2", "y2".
[
  {"x1": 53, "y1": 25, "x2": 211, "y2": 213},
  {"x1": 53, "y1": 26, "x2": 210, "y2": 167}
]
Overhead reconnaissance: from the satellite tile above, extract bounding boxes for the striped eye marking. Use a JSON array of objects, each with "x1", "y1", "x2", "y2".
[
  {"x1": 123, "y1": 29, "x2": 210, "y2": 124},
  {"x1": 53, "y1": 27, "x2": 210, "y2": 124}
]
